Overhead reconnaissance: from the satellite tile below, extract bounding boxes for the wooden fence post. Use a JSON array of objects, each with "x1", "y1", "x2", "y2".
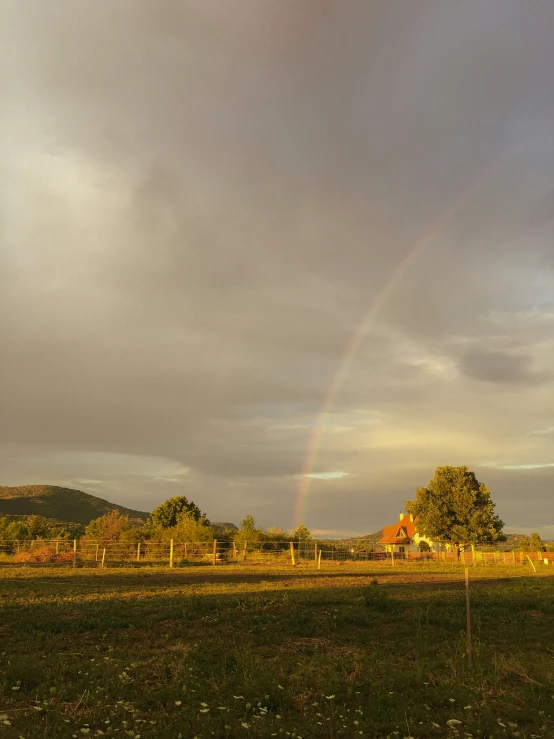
[
  {"x1": 137, "y1": 542, "x2": 141, "y2": 562},
  {"x1": 391, "y1": 548, "x2": 395, "y2": 567},
  {"x1": 101, "y1": 547, "x2": 106, "y2": 568},
  {"x1": 465, "y1": 567, "x2": 472, "y2": 669},
  {"x1": 242, "y1": 541, "x2": 247, "y2": 562},
  {"x1": 170, "y1": 539, "x2": 175, "y2": 568},
  {"x1": 526, "y1": 554, "x2": 537, "y2": 573},
  {"x1": 314, "y1": 541, "x2": 318, "y2": 564},
  {"x1": 95, "y1": 543, "x2": 99, "y2": 561},
  {"x1": 290, "y1": 542, "x2": 295, "y2": 566},
  {"x1": 212, "y1": 540, "x2": 218, "y2": 566},
  {"x1": 73, "y1": 539, "x2": 77, "y2": 568},
  {"x1": 184, "y1": 542, "x2": 188, "y2": 560},
  {"x1": 55, "y1": 541, "x2": 59, "y2": 555},
  {"x1": 317, "y1": 549, "x2": 322, "y2": 570},
  {"x1": 233, "y1": 542, "x2": 237, "y2": 560}
]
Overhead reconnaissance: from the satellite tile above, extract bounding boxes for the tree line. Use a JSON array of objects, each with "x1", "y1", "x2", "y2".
[
  {"x1": 1, "y1": 467, "x2": 551, "y2": 552},
  {"x1": 0, "y1": 497, "x2": 316, "y2": 548}
]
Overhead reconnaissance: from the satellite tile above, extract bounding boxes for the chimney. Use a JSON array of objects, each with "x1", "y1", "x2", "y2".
[{"x1": 399, "y1": 512, "x2": 404, "y2": 520}]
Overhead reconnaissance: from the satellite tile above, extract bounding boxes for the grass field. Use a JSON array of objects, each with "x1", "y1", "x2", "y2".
[{"x1": 0, "y1": 562, "x2": 552, "y2": 738}]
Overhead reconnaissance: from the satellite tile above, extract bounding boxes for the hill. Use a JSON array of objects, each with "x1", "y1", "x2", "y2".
[
  {"x1": 0, "y1": 485, "x2": 149, "y2": 525},
  {"x1": 211, "y1": 521, "x2": 238, "y2": 532},
  {"x1": 360, "y1": 529, "x2": 384, "y2": 547},
  {"x1": 328, "y1": 529, "x2": 384, "y2": 547}
]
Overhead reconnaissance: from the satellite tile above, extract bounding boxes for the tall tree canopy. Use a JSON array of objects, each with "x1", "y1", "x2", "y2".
[
  {"x1": 235, "y1": 514, "x2": 262, "y2": 544},
  {"x1": 529, "y1": 532, "x2": 544, "y2": 552},
  {"x1": 293, "y1": 524, "x2": 312, "y2": 541},
  {"x1": 149, "y1": 496, "x2": 208, "y2": 529},
  {"x1": 405, "y1": 466, "x2": 504, "y2": 550},
  {"x1": 85, "y1": 510, "x2": 129, "y2": 543}
]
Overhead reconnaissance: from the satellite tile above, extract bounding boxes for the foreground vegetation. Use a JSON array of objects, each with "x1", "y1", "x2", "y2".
[{"x1": 0, "y1": 563, "x2": 552, "y2": 738}]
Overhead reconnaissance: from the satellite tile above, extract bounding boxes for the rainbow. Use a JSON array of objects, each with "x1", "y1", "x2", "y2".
[{"x1": 293, "y1": 148, "x2": 518, "y2": 530}]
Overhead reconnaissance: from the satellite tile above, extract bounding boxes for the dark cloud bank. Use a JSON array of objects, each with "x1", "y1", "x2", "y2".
[{"x1": 1, "y1": 1, "x2": 554, "y2": 536}]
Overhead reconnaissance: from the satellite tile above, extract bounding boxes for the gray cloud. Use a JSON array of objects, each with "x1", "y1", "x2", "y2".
[
  {"x1": 2, "y1": 1, "x2": 554, "y2": 536},
  {"x1": 457, "y1": 349, "x2": 552, "y2": 386}
]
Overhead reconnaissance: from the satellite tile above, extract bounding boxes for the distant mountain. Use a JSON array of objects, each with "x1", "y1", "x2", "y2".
[
  {"x1": 328, "y1": 529, "x2": 384, "y2": 547},
  {"x1": 0, "y1": 486, "x2": 149, "y2": 525},
  {"x1": 494, "y1": 533, "x2": 546, "y2": 551},
  {"x1": 362, "y1": 529, "x2": 385, "y2": 547},
  {"x1": 211, "y1": 521, "x2": 238, "y2": 532}
]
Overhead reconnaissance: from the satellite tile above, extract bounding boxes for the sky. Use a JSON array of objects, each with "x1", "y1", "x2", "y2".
[{"x1": 1, "y1": 1, "x2": 554, "y2": 538}]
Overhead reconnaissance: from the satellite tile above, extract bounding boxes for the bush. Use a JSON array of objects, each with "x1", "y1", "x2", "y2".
[
  {"x1": 85, "y1": 510, "x2": 129, "y2": 543},
  {"x1": 14, "y1": 547, "x2": 74, "y2": 564}
]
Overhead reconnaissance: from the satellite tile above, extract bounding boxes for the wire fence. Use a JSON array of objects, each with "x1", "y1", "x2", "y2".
[{"x1": 0, "y1": 538, "x2": 552, "y2": 568}]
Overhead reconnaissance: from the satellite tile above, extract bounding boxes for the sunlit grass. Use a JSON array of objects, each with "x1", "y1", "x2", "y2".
[{"x1": 0, "y1": 562, "x2": 552, "y2": 737}]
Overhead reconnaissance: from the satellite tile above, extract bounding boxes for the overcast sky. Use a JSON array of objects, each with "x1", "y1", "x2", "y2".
[{"x1": 1, "y1": 1, "x2": 554, "y2": 537}]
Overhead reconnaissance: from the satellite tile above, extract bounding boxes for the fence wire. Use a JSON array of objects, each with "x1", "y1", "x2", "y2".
[{"x1": 0, "y1": 538, "x2": 552, "y2": 568}]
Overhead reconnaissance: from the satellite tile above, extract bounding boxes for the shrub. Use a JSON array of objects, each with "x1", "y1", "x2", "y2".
[{"x1": 14, "y1": 547, "x2": 74, "y2": 564}]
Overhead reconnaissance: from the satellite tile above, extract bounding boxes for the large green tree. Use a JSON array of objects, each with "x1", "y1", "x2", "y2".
[
  {"x1": 153, "y1": 512, "x2": 214, "y2": 542},
  {"x1": 235, "y1": 514, "x2": 262, "y2": 545},
  {"x1": 25, "y1": 515, "x2": 50, "y2": 539},
  {"x1": 85, "y1": 510, "x2": 129, "y2": 543},
  {"x1": 529, "y1": 532, "x2": 544, "y2": 552},
  {"x1": 293, "y1": 524, "x2": 312, "y2": 542},
  {"x1": 149, "y1": 496, "x2": 208, "y2": 529},
  {"x1": 405, "y1": 466, "x2": 504, "y2": 552}
]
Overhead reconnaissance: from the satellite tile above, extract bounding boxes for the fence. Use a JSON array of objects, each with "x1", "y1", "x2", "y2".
[{"x1": 0, "y1": 539, "x2": 552, "y2": 568}]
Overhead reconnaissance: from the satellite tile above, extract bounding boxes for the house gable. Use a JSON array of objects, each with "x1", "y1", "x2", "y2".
[{"x1": 378, "y1": 512, "x2": 448, "y2": 553}]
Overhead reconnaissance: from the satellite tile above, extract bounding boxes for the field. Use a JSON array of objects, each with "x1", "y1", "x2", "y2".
[{"x1": 0, "y1": 562, "x2": 553, "y2": 739}]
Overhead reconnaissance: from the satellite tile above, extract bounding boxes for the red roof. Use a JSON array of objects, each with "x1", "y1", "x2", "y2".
[{"x1": 378, "y1": 514, "x2": 418, "y2": 545}]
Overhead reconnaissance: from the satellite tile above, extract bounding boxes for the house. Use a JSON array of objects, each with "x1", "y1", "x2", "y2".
[{"x1": 378, "y1": 512, "x2": 448, "y2": 554}]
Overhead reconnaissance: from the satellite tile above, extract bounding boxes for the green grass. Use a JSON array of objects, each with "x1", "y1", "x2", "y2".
[{"x1": 0, "y1": 562, "x2": 552, "y2": 738}]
